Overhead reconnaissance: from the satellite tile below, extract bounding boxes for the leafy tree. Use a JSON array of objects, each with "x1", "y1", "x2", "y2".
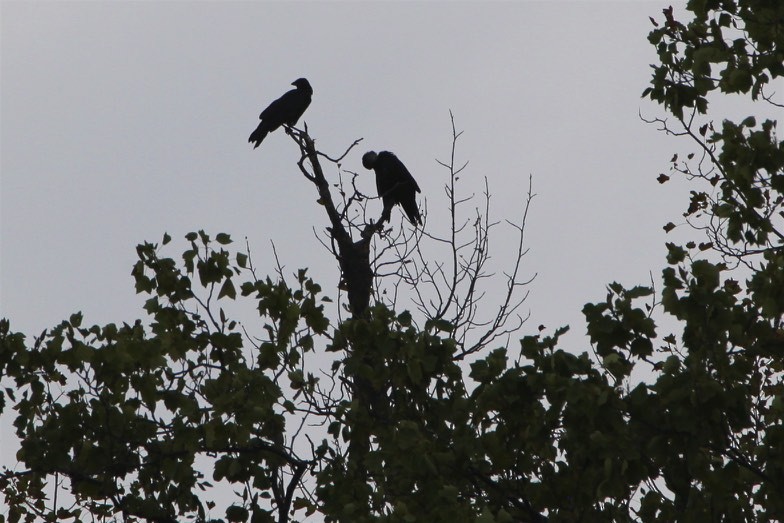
[{"x1": 1, "y1": 1, "x2": 783, "y2": 522}]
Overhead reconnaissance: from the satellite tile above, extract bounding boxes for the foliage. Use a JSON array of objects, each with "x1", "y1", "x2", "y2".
[
  {"x1": 632, "y1": 1, "x2": 784, "y2": 519},
  {"x1": 2, "y1": 1, "x2": 784, "y2": 522},
  {"x1": 1, "y1": 233, "x2": 332, "y2": 523}
]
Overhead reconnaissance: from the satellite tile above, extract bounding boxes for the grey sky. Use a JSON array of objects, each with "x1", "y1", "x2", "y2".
[
  {"x1": 2, "y1": 1, "x2": 688, "y2": 344},
  {"x1": 3, "y1": 0, "x2": 745, "y2": 515}
]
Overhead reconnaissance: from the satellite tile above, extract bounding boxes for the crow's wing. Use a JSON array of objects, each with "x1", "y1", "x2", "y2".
[
  {"x1": 260, "y1": 88, "x2": 296, "y2": 122},
  {"x1": 383, "y1": 153, "x2": 420, "y2": 194},
  {"x1": 399, "y1": 192, "x2": 422, "y2": 225}
]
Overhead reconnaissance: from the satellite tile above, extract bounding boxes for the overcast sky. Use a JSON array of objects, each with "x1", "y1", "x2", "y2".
[
  {"x1": 2, "y1": 0, "x2": 696, "y2": 343},
  {"x1": 9, "y1": 0, "x2": 773, "y2": 514}
]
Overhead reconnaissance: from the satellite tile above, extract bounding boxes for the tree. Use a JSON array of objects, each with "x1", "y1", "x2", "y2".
[
  {"x1": 0, "y1": 109, "x2": 536, "y2": 521},
  {"x1": 619, "y1": 2, "x2": 784, "y2": 519},
  {"x1": 2, "y1": 1, "x2": 783, "y2": 522}
]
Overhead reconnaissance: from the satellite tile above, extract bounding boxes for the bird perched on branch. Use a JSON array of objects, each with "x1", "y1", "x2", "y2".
[
  {"x1": 248, "y1": 78, "x2": 312, "y2": 149},
  {"x1": 362, "y1": 151, "x2": 422, "y2": 226}
]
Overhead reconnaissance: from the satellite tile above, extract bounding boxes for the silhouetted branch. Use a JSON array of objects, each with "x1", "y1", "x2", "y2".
[
  {"x1": 374, "y1": 112, "x2": 535, "y2": 356},
  {"x1": 289, "y1": 128, "x2": 384, "y2": 317}
]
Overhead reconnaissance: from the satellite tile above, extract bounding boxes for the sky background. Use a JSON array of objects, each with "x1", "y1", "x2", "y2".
[{"x1": 2, "y1": 1, "x2": 691, "y2": 339}]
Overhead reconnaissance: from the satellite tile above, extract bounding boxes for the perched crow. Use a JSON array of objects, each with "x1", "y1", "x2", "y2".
[
  {"x1": 362, "y1": 151, "x2": 422, "y2": 226},
  {"x1": 248, "y1": 78, "x2": 312, "y2": 149}
]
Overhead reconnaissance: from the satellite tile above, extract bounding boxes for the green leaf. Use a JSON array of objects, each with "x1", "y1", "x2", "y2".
[
  {"x1": 630, "y1": 337, "x2": 653, "y2": 358},
  {"x1": 69, "y1": 312, "x2": 83, "y2": 328},
  {"x1": 226, "y1": 505, "x2": 249, "y2": 522},
  {"x1": 288, "y1": 369, "x2": 304, "y2": 389},
  {"x1": 426, "y1": 318, "x2": 454, "y2": 333},
  {"x1": 666, "y1": 242, "x2": 686, "y2": 264},
  {"x1": 218, "y1": 279, "x2": 237, "y2": 300}
]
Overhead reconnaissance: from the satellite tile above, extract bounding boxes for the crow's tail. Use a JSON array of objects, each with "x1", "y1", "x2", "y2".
[
  {"x1": 248, "y1": 125, "x2": 268, "y2": 149},
  {"x1": 402, "y1": 202, "x2": 422, "y2": 227}
]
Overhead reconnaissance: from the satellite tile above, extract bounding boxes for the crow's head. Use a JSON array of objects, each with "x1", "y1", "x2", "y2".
[
  {"x1": 292, "y1": 78, "x2": 312, "y2": 92},
  {"x1": 362, "y1": 151, "x2": 378, "y2": 170}
]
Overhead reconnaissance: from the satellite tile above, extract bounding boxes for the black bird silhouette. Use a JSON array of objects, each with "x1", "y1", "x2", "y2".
[
  {"x1": 248, "y1": 78, "x2": 312, "y2": 149},
  {"x1": 362, "y1": 151, "x2": 422, "y2": 226}
]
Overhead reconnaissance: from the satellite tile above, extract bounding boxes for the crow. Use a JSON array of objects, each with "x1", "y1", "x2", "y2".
[
  {"x1": 362, "y1": 151, "x2": 422, "y2": 226},
  {"x1": 248, "y1": 78, "x2": 312, "y2": 149}
]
